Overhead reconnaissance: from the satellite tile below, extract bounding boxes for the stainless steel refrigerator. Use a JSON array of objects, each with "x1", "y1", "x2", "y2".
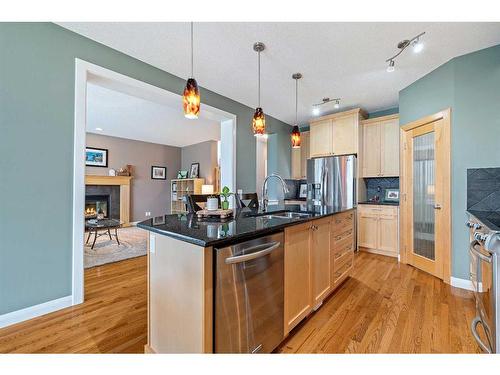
[{"x1": 306, "y1": 154, "x2": 356, "y2": 208}]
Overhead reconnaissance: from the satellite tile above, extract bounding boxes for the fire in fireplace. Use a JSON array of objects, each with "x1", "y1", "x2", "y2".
[{"x1": 85, "y1": 195, "x2": 110, "y2": 219}]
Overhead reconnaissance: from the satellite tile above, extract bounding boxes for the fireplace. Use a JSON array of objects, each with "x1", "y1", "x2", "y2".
[
  {"x1": 85, "y1": 185, "x2": 121, "y2": 220},
  {"x1": 85, "y1": 195, "x2": 110, "y2": 219}
]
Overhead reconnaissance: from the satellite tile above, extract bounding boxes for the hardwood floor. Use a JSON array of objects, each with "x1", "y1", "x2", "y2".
[
  {"x1": 0, "y1": 256, "x2": 147, "y2": 353},
  {"x1": 278, "y1": 252, "x2": 480, "y2": 353},
  {"x1": 0, "y1": 252, "x2": 479, "y2": 354}
]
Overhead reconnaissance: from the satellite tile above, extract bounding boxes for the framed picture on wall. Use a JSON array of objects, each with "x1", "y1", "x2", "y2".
[
  {"x1": 85, "y1": 147, "x2": 108, "y2": 167},
  {"x1": 151, "y1": 166, "x2": 167, "y2": 180},
  {"x1": 385, "y1": 189, "x2": 400, "y2": 202},
  {"x1": 299, "y1": 183, "x2": 308, "y2": 199},
  {"x1": 190, "y1": 163, "x2": 200, "y2": 178}
]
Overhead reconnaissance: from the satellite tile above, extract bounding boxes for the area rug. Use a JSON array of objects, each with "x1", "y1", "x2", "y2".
[{"x1": 84, "y1": 226, "x2": 147, "y2": 268}]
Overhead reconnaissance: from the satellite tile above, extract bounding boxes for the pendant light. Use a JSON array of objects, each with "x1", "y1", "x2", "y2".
[
  {"x1": 291, "y1": 73, "x2": 302, "y2": 149},
  {"x1": 252, "y1": 42, "x2": 266, "y2": 137},
  {"x1": 183, "y1": 22, "x2": 200, "y2": 119}
]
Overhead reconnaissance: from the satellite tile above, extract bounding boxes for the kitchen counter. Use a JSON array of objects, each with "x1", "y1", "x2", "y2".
[
  {"x1": 138, "y1": 203, "x2": 355, "y2": 248},
  {"x1": 358, "y1": 200, "x2": 399, "y2": 206}
]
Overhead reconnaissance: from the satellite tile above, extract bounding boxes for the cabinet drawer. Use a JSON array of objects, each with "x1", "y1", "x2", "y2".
[
  {"x1": 333, "y1": 252, "x2": 353, "y2": 284},
  {"x1": 331, "y1": 227, "x2": 353, "y2": 246},
  {"x1": 332, "y1": 236, "x2": 353, "y2": 260},
  {"x1": 331, "y1": 210, "x2": 354, "y2": 232},
  {"x1": 357, "y1": 205, "x2": 383, "y2": 215},
  {"x1": 358, "y1": 205, "x2": 398, "y2": 216}
]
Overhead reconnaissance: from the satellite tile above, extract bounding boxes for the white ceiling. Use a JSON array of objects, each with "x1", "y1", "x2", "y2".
[
  {"x1": 62, "y1": 22, "x2": 500, "y2": 125},
  {"x1": 86, "y1": 81, "x2": 221, "y2": 147}
]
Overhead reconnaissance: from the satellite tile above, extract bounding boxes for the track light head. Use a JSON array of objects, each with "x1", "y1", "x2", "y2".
[
  {"x1": 412, "y1": 38, "x2": 424, "y2": 53},
  {"x1": 387, "y1": 60, "x2": 395, "y2": 73}
]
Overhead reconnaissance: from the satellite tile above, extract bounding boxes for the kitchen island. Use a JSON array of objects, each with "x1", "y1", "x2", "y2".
[{"x1": 138, "y1": 203, "x2": 355, "y2": 353}]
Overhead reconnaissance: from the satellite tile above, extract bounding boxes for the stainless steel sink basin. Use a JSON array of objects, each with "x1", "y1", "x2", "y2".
[
  {"x1": 246, "y1": 210, "x2": 312, "y2": 220},
  {"x1": 269, "y1": 212, "x2": 312, "y2": 219}
]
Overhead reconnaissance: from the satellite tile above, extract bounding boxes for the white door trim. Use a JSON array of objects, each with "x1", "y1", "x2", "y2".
[{"x1": 72, "y1": 58, "x2": 237, "y2": 305}]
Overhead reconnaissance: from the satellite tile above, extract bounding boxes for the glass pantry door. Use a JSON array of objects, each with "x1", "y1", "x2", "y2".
[{"x1": 401, "y1": 112, "x2": 451, "y2": 280}]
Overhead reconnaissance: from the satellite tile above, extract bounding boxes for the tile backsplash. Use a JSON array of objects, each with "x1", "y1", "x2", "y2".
[
  {"x1": 364, "y1": 177, "x2": 399, "y2": 201},
  {"x1": 467, "y1": 167, "x2": 500, "y2": 212},
  {"x1": 284, "y1": 179, "x2": 307, "y2": 200}
]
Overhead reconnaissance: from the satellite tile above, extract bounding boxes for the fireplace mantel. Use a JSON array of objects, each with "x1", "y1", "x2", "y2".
[{"x1": 85, "y1": 175, "x2": 133, "y2": 225}]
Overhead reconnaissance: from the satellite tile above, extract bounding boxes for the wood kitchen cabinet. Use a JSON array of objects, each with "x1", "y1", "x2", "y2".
[
  {"x1": 357, "y1": 204, "x2": 399, "y2": 257},
  {"x1": 311, "y1": 216, "x2": 331, "y2": 308},
  {"x1": 309, "y1": 119, "x2": 332, "y2": 157},
  {"x1": 330, "y1": 210, "x2": 355, "y2": 287},
  {"x1": 361, "y1": 114, "x2": 399, "y2": 177},
  {"x1": 284, "y1": 210, "x2": 355, "y2": 335},
  {"x1": 291, "y1": 131, "x2": 310, "y2": 179},
  {"x1": 284, "y1": 222, "x2": 313, "y2": 333},
  {"x1": 309, "y1": 108, "x2": 366, "y2": 158}
]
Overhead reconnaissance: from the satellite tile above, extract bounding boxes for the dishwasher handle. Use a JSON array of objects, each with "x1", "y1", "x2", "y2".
[
  {"x1": 225, "y1": 241, "x2": 281, "y2": 264},
  {"x1": 471, "y1": 316, "x2": 492, "y2": 353}
]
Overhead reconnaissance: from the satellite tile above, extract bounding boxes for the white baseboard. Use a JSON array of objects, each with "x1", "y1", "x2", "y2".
[
  {"x1": 0, "y1": 295, "x2": 73, "y2": 329},
  {"x1": 450, "y1": 277, "x2": 482, "y2": 292}
]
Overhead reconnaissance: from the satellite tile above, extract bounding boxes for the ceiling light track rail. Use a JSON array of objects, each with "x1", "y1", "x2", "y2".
[{"x1": 385, "y1": 31, "x2": 425, "y2": 62}]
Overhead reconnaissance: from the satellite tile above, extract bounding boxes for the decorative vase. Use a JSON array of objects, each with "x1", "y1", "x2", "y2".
[
  {"x1": 221, "y1": 199, "x2": 229, "y2": 210},
  {"x1": 206, "y1": 197, "x2": 219, "y2": 211}
]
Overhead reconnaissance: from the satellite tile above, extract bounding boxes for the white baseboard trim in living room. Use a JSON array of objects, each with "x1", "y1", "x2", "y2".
[
  {"x1": 0, "y1": 295, "x2": 73, "y2": 329},
  {"x1": 450, "y1": 276, "x2": 481, "y2": 292}
]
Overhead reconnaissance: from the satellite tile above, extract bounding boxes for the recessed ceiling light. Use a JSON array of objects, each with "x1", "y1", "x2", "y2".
[{"x1": 95, "y1": 127, "x2": 103, "y2": 131}]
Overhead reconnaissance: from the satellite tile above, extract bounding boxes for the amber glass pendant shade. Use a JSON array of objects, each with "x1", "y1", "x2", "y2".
[
  {"x1": 252, "y1": 107, "x2": 266, "y2": 136},
  {"x1": 291, "y1": 125, "x2": 301, "y2": 148},
  {"x1": 183, "y1": 78, "x2": 200, "y2": 119}
]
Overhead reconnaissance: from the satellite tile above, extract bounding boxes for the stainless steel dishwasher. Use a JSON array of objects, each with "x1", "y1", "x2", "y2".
[{"x1": 214, "y1": 232, "x2": 284, "y2": 353}]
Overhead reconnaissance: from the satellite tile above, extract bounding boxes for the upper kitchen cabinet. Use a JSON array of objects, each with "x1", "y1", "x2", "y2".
[
  {"x1": 361, "y1": 114, "x2": 400, "y2": 177},
  {"x1": 291, "y1": 131, "x2": 310, "y2": 179},
  {"x1": 309, "y1": 108, "x2": 367, "y2": 158}
]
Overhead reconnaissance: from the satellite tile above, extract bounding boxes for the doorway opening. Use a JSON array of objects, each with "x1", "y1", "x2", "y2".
[{"x1": 72, "y1": 59, "x2": 237, "y2": 304}]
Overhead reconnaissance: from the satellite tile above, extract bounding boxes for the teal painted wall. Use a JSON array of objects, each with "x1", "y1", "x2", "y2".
[
  {"x1": 367, "y1": 107, "x2": 399, "y2": 119},
  {"x1": 0, "y1": 23, "x2": 291, "y2": 314},
  {"x1": 399, "y1": 44, "x2": 500, "y2": 280}
]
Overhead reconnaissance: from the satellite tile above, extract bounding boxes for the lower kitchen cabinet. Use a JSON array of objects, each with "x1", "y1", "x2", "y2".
[
  {"x1": 330, "y1": 211, "x2": 355, "y2": 287},
  {"x1": 357, "y1": 204, "x2": 399, "y2": 257},
  {"x1": 311, "y1": 216, "x2": 332, "y2": 308},
  {"x1": 284, "y1": 210, "x2": 355, "y2": 335},
  {"x1": 284, "y1": 222, "x2": 313, "y2": 334}
]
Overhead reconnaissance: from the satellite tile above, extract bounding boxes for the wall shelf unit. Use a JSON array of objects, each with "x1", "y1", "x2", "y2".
[{"x1": 171, "y1": 178, "x2": 205, "y2": 214}]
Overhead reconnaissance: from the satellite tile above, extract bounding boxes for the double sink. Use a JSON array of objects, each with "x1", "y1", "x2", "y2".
[{"x1": 245, "y1": 210, "x2": 312, "y2": 220}]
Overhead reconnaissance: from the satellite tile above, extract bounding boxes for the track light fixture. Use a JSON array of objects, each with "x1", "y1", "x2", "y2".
[
  {"x1": 385, "y1": 31, "x2": 425, "y2": 72},
  {"x1": 312, "y1": 97, "x2": 341, "y2": 116}
]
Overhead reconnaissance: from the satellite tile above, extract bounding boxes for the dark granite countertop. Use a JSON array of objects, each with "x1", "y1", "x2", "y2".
[
  {"x1": 137, "y1": 204, "x2": 355, "y2": 248},
  {"x1": 358, "y1": 200, "x2": 399, "y2": 206},
  {"x1": 467, "y1": 210, "x2": 500, "y2": 232}
]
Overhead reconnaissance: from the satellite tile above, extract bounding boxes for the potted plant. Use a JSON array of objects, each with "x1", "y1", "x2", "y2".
[{"x1": 220, "y1": 186, "x2": 232, "y2": 210}]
